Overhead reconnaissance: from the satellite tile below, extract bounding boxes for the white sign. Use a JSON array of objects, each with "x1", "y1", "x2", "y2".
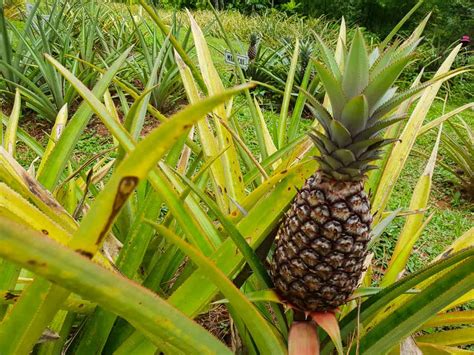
[
  {"x1": 26, "y1": 3, "x2": 34, "y2": 16},
  {"x1": 25, "y1": 2, "x2": 50, "y2": 29},
  {"x1": 224, "y1": 50, "x2": 249, "y2": 69}
]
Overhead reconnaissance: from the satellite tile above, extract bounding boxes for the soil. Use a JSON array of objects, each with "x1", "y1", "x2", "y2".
[
  {"x1": 196, "y1": 304, "x2": 234, "y2": 349},
  {"x1": 14, "y1": 105, "x2": 165, "y2": 143}
]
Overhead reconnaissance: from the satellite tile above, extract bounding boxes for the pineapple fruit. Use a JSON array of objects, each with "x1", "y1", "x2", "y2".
[
  {"x1": 271, "y1": 28, "x2": 425, "y2": 311},
  {"x1": 248, "y1": 33, "x2": 259, "y2": 62}
]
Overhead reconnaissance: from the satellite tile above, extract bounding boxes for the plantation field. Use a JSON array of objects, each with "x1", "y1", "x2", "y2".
[
  {"x1": 0, "y1": 1, "x2": 473, "y2": 353},
  {"x1": 14, "y1": 97, "x2": 474, "y2": 271},
  {"x1": 9, "y1": 10, "x2": 473, "y2": 272}
]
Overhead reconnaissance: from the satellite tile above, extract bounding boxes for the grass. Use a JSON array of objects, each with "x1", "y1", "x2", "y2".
[
  {"x1": 15, "y1": 116, "x2": 114, "y2": 168},
  {"x1": 133, "y1": 7, "x2": 339, "y2": 47}
]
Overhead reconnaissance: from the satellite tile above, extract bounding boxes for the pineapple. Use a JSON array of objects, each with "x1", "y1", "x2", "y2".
[
  {"x1": 271, "y1": 28, "x2": 426, "y2": 311},
  {"x1": 248, "y1": 33, "x2": 259, "y2": 62},
  {"x1": 299, "y1": 40, "x2": 313, "y2": 80}
]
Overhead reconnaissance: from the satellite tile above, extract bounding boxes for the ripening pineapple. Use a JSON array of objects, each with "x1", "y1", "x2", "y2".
[
  {"x1": 271, "y1": 28, "x2": 428, "y2": 311},
  {"x1": 248, "y1": 33, "x2": 259, "y2": 62}
]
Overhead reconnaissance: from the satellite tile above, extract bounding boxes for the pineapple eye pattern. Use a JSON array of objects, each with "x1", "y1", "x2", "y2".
[{"x1": 271, "y1": 174, "x2": 372, "y2": 311}]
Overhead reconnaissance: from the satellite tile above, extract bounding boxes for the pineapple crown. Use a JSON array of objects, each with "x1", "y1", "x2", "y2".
[
  {"x1": 299, "y1": 40, "x2": 313, "y2": 72},
  {"x1": 308, "y1": 20, "x2": 432, "y2": 181},
  {"x1": 300, "y1": 40, "x2": 314, "y2": 55},
  {"x1": 249, "y1": 33, "x2": 260, "y2": 46}
]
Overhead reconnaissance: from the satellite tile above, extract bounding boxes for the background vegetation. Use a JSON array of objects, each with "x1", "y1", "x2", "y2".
[{"x1": 0, "y1": 0, "x2": 472, "y2": 353}]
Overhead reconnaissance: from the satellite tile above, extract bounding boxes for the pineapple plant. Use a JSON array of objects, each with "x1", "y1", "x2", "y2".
[
  {"x1": 271, "y1": 28, "x2": 428, "y2": 312},
  {"x1": 248, "y1": 33, "x2": 259, "y2": 62}
]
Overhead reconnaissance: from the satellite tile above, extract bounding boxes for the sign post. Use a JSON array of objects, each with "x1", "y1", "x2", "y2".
[{"x1": 224, "y1": 50, "x2": 250, "y2": 70}]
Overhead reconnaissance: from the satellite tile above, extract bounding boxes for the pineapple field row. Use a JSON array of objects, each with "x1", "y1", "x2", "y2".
[{"x1": 0, "y1": 0, "x2": 473, "y2": 354}]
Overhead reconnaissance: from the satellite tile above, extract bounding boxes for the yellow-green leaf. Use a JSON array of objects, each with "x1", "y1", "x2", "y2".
[
  {"x1": 278, "y1": 39, "x2": 299, "y2": 148},
  {"x1": 381, "y1": 127, "x2": 441, "y2": 286},
  {"x1": 416, "y1": 328, "x2": 474, "y2": 347},
  {"x1": 0, "y1": 217, "x2": 231, "y2": 354},
  {"x1": 187, "y1": 12, "x2": 245, "y2": 210},
  {"x1": 36, "y1": 104, "x2": 68, "y2": 177},
  {"x1": 175, "y1": 51, "x2": 228, "y2": 210},
  {"x1": 4, "y1": 88, "x2": 21, "y2": 156},
  {"x1": 419, "y1": 310, "x2": 474, "y2": 329},
  {"x1": 147, "y1": 222, "x2": 286, "y2": 355},
  {"x1": 0, "y1": 147, "x2": 76, "y2": 234},
  {"x1": 435, "y1": 227, "x2": 474, "y2": 261},
  {"x1": 372, "y1": 45, "x2": 462, "y2": 218},
  {"x1": 254, "y1": 98, "x2": 279, "y2": 168},
  {"x1": 0, "y1": 182, "x2": 70, "y2": 244},
  {"x1": 417, "y1": 342, "x2": 473, "y2": 354}
]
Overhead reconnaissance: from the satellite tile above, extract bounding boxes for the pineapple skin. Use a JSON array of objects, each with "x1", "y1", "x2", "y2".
[
  {"x1": 248, "y1": 34, "x2": 258, "y2": 61},
  {"x1": 271, "y1": 172, "x2": 372, "y2": 311},
  {"x1": 248, "y1": 45, "x2": 257, "y2": 62}
]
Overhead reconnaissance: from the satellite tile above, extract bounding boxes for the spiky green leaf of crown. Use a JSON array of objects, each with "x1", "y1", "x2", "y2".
[
  {"x1": 299, "y1": 40, "x2": 314, "y2": 77},
  {"x1": 249, "y1": 33, "x2": 259, "y2": 46},
  {"x1": 309, "y1": 27, "x2": 428, "y2": 181}
]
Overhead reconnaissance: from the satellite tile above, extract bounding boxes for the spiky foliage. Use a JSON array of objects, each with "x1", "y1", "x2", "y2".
[
  {"x1": 271, "y1": 28, "x2": 427, "y2": 311},
  {"x1": 248, "y1": 33, "x2": 259, "y2": 61},
  {"x1": 443, "y1": 118, "x2": 474, "y2": 196},
  {"x1": 299, "y1": 40, "x2": 313, "y2": 79}
]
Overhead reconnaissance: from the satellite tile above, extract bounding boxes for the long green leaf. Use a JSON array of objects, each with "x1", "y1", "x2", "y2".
[
  {"x1": 288, "y1": 62, "x2": 314, "y2": 142},
  {"x1": 0, "y1": 55, "x2": 250, "y2": 351},
  {"x1": 147, "y1": 222, "x2": 286, "y2": 354},
  {"x1": 36, "y1": 104, "x2": 68, "y2": 177},
  {"x1": 4, "y1": 89, "x2": 21, "y2": 156},
  {"x1": 371, "y1": 45, "x2": 461, "y2": 219},
  {"x1": 36, "y1": 47, "x2": 133, "y2": 190},
  {"x1": 321, "y1": 248, "x2": 474, "y2": 354},
  {"x1": 159, "y1": 163, "x2": 223, "y2": 248},
  {"x1": 278, "y1": 39, "x2": 299, "y2": 148},
  {"x1": 342, "y1": 29, "x2": 369, "y2": 98},
  {"x1": 0, "y1": 218, "x2": 231, "y2": 354},
  {"x1": 379, "y1": 0, "x2": 424, "y2": 49},
  {"x1": 419, "y1": 310, "x2": 474, "y2": 329},
  {"x1": 418, "y1": 102, "x2": 474, "y2": 136},
  {"x1": 381, "y1": 125, "x2": 441, "y2": 286},
  {"x1": 363, "y1": 55, "x2": 412, "y2": 110},
  {"x1": 312, "y1": 60, "x2": 346, "y2": 119},
  {"x1": 354, "y1": 256, "x2": 474, "y2": 354},
  {"x1": 314, "y1": 33, "x2": 341, "y2": 80}
]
